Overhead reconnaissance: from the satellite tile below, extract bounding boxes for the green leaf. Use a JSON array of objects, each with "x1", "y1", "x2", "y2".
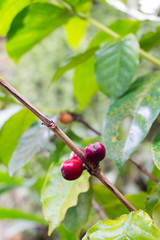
[
  {"x1": 0, "y1": 0, "x2": 49, "y2": 36},
  {"x1": 52, "y1": 19, "x2": 140, "y2": 82},
  {"x1": 6, "y1": 3, "x2": 71, "y2": 62},
  {"x1": 95, "y1": 34, "x2": 139, "y2": 99},
  {"x1": 9, "y1": 123, "x2": 49, "y2": 177},
  {"x1": 152, "y1": 195, "x2": 160, "y2": 228},
  {"x1": 51, "y1": 47, "x2": 97, "y2": 82},
  {"x1": 89, "y1": 19, "x2": 140, "y2": 49},
  {"x1": 103, "y1": 71, "x2": 160, "y2": 172},
  {"x1": 0, "y1": 108, "x2": 36, "y2": 165},
  {"x1": 41, "y1": 163, "x2": 90, "y2": 235},
  {"x1": 0, "y1": 95, "x2": 15, "y2": 103},
  {"x1": 93, "y1": 184, "x2": 147, "y2": 218},
  {"x1": 83, "y1": 210, "x2": 160, "y2": 240},
  {"x1": 140, "y1": 27, "x2": 160, "y2": 51},
  {"x1": 152, "y1": 134, "x2": 160, "y2": 170},
  {"x1": 146, "y1": 183, "x2": 160, "y2": 215},
  {"x1": 63, "y1": 0, "x2": 91, "y2": 8},
  {"x1": 58, "y1": 225, "x2": 76, "y2": 240},
  {"x1": 65, "y1": 17, "x2": 87, "y2": 49},
  {"x1": 0, "y1": 171, "x2": 23, "y2": 184},
  {"x1": 73, "y1": 56, "x2": 98, "y2": 110},
  {"x1": 0, "y1": 208, "x2": 46, "y2": 225},
  {"x1": 0, "y1": 0, "x2": 31, "y2": 36},
  {"x1": 62, "y1": 189, "x2": 92, "y2": 236}
]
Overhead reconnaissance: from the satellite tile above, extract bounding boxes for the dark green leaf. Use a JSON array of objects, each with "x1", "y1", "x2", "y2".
[
  {"x1": 51, "y1": 47, "x2": 97, "y2": 82},
  {"x1": 62, "y1": 189, "x2": 92, "y2": 236},
  {"x1": 0, "y1": 208, "x2": 46, "y2": 225},
  {"x1": 152, "y1": 196, "x2": 160, "y2": 228},
  {"x1": 41, "y1": 163, "x2": 90, "y2": 235},
  {"x1": 93, "y1": 184, "x2": 147, "y2": 218},
  {"x1": 140, "y1": 27, "x2": 160, "y2": 51},
  {"x1": 152, "y1": 133, "x2": 160, "y2": 170},
  {"x1": 6, "y1": 3, "x2": 71, "y2": 62},
  {"x1": 83, "y1": 210, "x2": 160, "y2": 240},
  {"x1": 103, "y1": 71, "x2": 160, "y2": 172},
  {"x1": 0, "y1": 109, "x2": 36, "y2": 165},
  {"x1": 95, "y1": 34, "x2": 139, "y2": 99},
  {"x1": 58, "y1": 225, "x2": 76, "y2": 240},
  {"x1": 146, "y1": 183, "x2": 160, "y2": 215},
  {"x1": 9, "y1": 123, "x2": 49, "y2": 177}
]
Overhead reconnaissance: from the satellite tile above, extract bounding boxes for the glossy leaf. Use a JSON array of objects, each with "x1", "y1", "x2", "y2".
[
  {"x1": 95, "y1": 34, "x2": 139, "y2": 99},
  {"x1": 152, "y1": 134, "x2": 160, "y2": 170},
  {"x1": 9, "y1": 123, "x2": 49, "y2": 177},
  {"x1": 93, "y1": 184, "x2": 147, "y2": 218},
  {"x1": 41, "y1": 163, "x2": 90, "y2": 235},
  {"x1": 52, "y1": 19, "x2": 140, "y2": 83},
  {"x1": 0, "y1": 109, "x2": 36, "y2": 165},
  {"x1": 65, "y1": 17, "x2": 87, "y2": 49},
  {"x1": 6, "y1": 3, "x2": 71, "y2": 62},
  {"x1": 103, "y1": 71, "x2": 160, "y2": 172},
  {"x1": 73, "y1": 56, "x2": 98, "y2": 110},
  {"x1": 83, "y1": 210, "x2": 160, "y2": 240},
  {"x1": 51, "y1": 47, "x2": 97, "y2": 82},
  {"x1": 0, "y1": 208, "x2": 46, "y2": 225},
  {"x1": 140, "y1": 27, "x2": 160, "y2": 51},
  {"x1": 62, "y1": 189, "x2": 92, "y2": 236}
]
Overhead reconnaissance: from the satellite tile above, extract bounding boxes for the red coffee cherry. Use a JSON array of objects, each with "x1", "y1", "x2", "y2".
[
  {"x1": 84, "y1": 142, "x2": 106, "y2": 164},
  {"x1": 70, "y1": 149, "x2": 84, "y2": 163},
  {"x1": 58, "y1": 112, "x2": 73, "y2": 124},
  {"x1": 61, "y1": 159, "x2": 83, "y2": 181}
]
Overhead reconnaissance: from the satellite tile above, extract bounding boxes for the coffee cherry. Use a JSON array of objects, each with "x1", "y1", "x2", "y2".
[
  {"x1": 70, "y1": 149, "x2": 84, "y2": 163},
  {"x1": 61, "y1": 159, "x2": 83, "y2": 181},
  {"x1": 58, "y1": 112, "x2": 73, "y2": 124},
  {"x1": 84, "y1": 142, "x2": 106, "y2": 164}
]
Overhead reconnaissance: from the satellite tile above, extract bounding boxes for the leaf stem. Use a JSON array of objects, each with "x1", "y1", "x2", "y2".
[
  {"x1": 72, "y1": 112, "x2": 159, "y2": 183},
  {"x1": 87, "y1": 17, "x2": 160, "y2": 67},
  {"x1": 0, "y1": 77, "x2": 136, "y2": 212}
]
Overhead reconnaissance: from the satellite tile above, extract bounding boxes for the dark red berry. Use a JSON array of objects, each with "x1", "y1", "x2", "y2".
[
  {"x1": 70, "y1": 149, "x2": 84, "y2": 163},
  {"x1": 61, "y1": 159, "x2": 83, "y2": 181},
  {"x1": 58, "y1": 112, "x2": 73, "y2": 124},
  {"x1": 84, "y1": 142, "x2": 106, "y2": 164}
]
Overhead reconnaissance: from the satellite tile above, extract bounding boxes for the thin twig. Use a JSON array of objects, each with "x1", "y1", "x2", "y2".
[
  {"x1": 0, "y1": 77, "x2": 136, "y2": 212},
  {"x1": 72, "y1": 112, "x2": 159, "y2": 183},
  {"x1": 129, "y1": 158, "x2": 159, "y2": 183},
  {"x1": 92, "y1": 199, "x2": 108, "y2": 220},
  {"x1": 71, "y1": 113, "x2": 101, "y2": 136}
]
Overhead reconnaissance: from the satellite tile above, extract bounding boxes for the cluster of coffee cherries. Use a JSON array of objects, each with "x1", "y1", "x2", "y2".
[{"x1": 61, "y1": 142, "x2": 106, "y2": 181}]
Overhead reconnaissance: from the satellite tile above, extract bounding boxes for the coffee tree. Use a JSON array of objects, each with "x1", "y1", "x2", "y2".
[{"x1": 0, "y1": 0, "x2": 160, "y2": 239}]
